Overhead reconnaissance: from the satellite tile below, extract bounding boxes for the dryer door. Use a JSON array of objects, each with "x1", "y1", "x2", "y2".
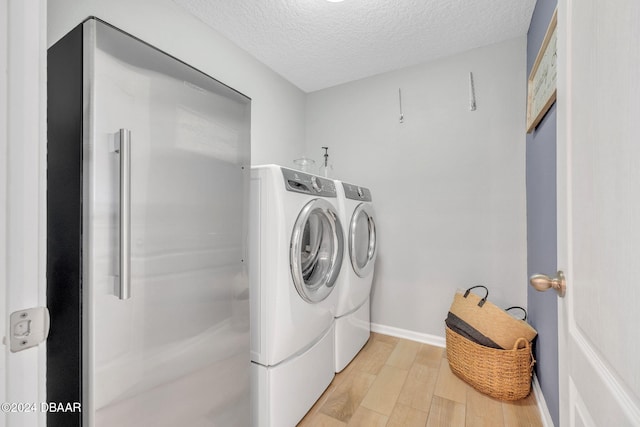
[
  {"x1": 349, "y1": 203, "x2": 377, "y2": 278},
  {"x1": 290, "y1": 198, "x2": 344, "y2": 303}
]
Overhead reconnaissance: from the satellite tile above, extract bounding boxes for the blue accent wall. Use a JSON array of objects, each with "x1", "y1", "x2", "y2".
[{"x1": 526, "y1": 0, "x2": 559, "y2": 425}]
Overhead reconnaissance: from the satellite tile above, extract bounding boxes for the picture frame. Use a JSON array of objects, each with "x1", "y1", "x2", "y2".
[{"x1": 526, "y1": 7, "x2": 558, "y2": 133}]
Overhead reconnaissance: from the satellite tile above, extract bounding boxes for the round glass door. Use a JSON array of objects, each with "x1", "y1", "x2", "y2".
[
  {"x1": 349, "y1": 203, "x2": 377, "y2": 277},
  {"x1": 290, "y1": 199, "x2": 344, "y2": 303}
]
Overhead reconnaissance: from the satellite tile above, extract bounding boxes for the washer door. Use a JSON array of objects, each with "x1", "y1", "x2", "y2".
[
  {"x1": 349, "y1": 203, "x2": 377, "y2": 278},
  {"x1": 290, "y1": 198, "x2": 344, "y2": 303}
]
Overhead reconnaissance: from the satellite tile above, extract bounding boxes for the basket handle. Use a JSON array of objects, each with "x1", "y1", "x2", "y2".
[
  {"x1": 513, "y1": 337, "x2": 530, "y2": 350},
  {"x1": 463, "y1": 285, "x2": 489, "y2": 307},
  {"x1": 513, "y1": 337, "x2": 536, "y2": 369},
  {"x1": 505, "y1": 306, "x2": 527, "y2": 321}
]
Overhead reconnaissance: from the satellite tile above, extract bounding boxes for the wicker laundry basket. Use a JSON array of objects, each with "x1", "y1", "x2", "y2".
[{"x1": 445, "y1": 326, "x2": 535, "y2": 401}]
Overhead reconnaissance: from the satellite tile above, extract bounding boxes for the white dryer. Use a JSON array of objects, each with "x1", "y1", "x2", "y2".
[
  {"x1": 249, "y1": 165, "x2": 344, "y2": 427},
  {"x1": 334, "y1": 181, "x2": 377, "y2": 373}
]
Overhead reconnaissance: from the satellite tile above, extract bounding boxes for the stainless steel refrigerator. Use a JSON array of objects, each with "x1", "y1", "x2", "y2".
[{"x1": 47, "y1": 18, "x2": 251, "y2": 426}]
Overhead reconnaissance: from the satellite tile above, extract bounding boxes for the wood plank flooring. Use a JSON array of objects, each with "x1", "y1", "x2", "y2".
[{"x1": 298, "y1": 333, "x2": 543, "y2": 427}]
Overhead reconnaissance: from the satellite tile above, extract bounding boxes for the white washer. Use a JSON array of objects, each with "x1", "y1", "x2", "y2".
[
  {"x1": 250, "y1": 165, "x2": 344, "y2": 427},
  {"x1": 334, "y1": 181, "x2": 377, "y2": 373}
]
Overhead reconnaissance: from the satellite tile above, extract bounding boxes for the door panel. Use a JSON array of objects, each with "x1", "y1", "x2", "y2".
[
  {"x1": 558, "y1": 0, "x2": 640, "y2": 424},
  {"x1": 3, "y1": 0, "x2": 47, "y2": 426},
  {"x1": 84, "y1": 20, "x2": 251, "y2": 426}
]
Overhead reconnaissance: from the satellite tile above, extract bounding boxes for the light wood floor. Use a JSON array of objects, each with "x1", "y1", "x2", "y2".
[{"x1": 298, "y1": 332, "x2": 543, "y2": 427}]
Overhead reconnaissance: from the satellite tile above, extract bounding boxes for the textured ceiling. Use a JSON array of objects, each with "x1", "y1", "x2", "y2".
[{"x1": 173, "y1": 0, "x2": 536, "y2": 93}]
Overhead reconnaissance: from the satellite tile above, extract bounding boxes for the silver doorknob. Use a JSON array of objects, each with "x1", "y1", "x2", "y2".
[{"x1": 529, "y1": 271, "x2": 566, "y2": 297}]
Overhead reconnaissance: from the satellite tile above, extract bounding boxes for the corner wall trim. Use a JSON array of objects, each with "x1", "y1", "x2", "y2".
[
  {"x1": 532, "y1": 373, "x2": 555, "y2": 427},
  {"x1": 370, "y1": 323, "x2": 446, "y2": 348}
]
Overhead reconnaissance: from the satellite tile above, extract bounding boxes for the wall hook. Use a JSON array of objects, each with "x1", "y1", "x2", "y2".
[
  {"x1": 469, "y1": 72, "x2": 477, "y2": 111},
  {"x1": 398, "y1": 88, "x2": 404, "y2": 123}
]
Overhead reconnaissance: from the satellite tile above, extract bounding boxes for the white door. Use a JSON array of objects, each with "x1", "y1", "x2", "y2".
[
  {"x1": 1, "y1": 1, "x2": 47, "y2": 426},
  {"x1": 556, "y1": 0, "x2": 640, "y2": 425}
]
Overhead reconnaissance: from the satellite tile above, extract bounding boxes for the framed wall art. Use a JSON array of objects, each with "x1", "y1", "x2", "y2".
[{"x1": 526, "y1": 7, "x2": 558, "y2": 133}]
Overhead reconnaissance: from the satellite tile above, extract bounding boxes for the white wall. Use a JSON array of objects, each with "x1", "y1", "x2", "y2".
[
  {"x1": 48, "y1": 0, "x2": 306, "y2": 166},
  {"x1": 306, "y1": 37, "x2": 528, "y2": 338}
]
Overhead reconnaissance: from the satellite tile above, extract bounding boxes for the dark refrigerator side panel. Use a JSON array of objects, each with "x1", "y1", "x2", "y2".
[{"x1": 46, "y1": 23, "x2": 84, "y2": 427}]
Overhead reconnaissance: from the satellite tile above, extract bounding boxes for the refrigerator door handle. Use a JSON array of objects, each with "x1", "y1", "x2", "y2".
[{"x1": 116, "y1": 128, "x2": 131, "y2": 299}]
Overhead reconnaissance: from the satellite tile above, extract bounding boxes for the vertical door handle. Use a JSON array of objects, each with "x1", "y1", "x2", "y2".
[
  {"x1": 529, "y1": 270, "x2": 566, "y2": 297},
  {"x1": 116, "y1": 129, "x2": 131, "y2": 299}
]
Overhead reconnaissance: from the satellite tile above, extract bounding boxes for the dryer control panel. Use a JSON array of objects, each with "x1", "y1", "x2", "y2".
[
  {"x1": 281, "y1": 167, "x2": 337, "y2": 197},
  {"x1": 342, "y1": 182, "x2": 372, "y2": 202}
]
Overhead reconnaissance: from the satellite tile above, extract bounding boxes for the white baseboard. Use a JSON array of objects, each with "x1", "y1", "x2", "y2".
[
  {"x1": 370, "y1": 322, "x2": 445, "y2": 348},
  {"x1": 532, "y1": 373, "x2": 555, "y2": 427}
]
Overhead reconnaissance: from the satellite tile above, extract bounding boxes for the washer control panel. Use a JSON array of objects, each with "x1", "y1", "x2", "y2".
[
  {"x1": 342, "y1": 182, "x2": 372, "y2": 202},
  {"x1": 282, "y1": 167, "x2": 336, "y2": 197}
]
